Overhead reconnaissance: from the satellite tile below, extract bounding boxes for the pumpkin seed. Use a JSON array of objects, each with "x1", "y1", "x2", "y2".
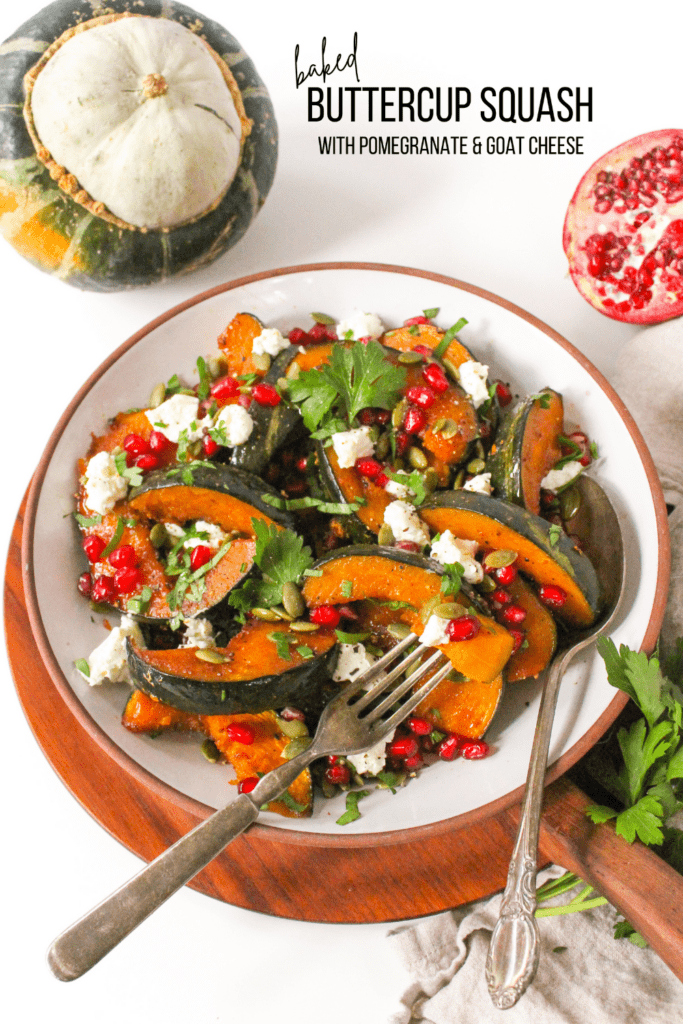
[
  {"x1": 311, "y1": 311, "x2": 336, "y2": 325},
  {"x1": 559, "y1": 485, "x2": 581, "y2": 521},
  {"x1": 289, "y1": 620, "x2": 320, "y2": 633},
  {"x1": 467, "y1": 458, "x2": 486, "y2": 474},
  {"x1": 397, "y1": 350, "x2": 424, "y2": 364},
  {"x1": 149, "y1": 382, "x2": 166, "y2": 409},
  {"x1": 387, "y1": 622, "x2": 412, "y2": 641},
  {"x1": 252, "y1": 352, "x2": 271, "y2": 373},
  {"x1": 282, "y1": 736, "x2": 312, "y2": 760},
  {"x1": 475, "y1": 439, "x2": 486, "y2": 461},
  {"x1": 368, "y1": 424, "x2": 381, "y2": 443},
  {"x1": 377, "y1": 523, "x2": 395, "y2": 546},
  {"x1": 195, "y1": 649, "x2": 226, "y2": 664},
  {"x1": 443, "y1": 358, "x2": 461, "y2": 380},
  {"x1": 276, "y1": 716, "x2": 309, "y2": 739},
  {"x1": 419, "y1": 595, "x2": 440, "y2": 624},
  {"x1": 189, "y1": 440, "x2": 203, "y2": 458},
  {"x1": 375, "y1": 432, "x2": 390, "y2": 460},
  {"x1": 277, "y1": 377, "x2": 289, "y2": 392},
  {"x1": 282, "y1": 581, "x2": 305, "y2": 619},
  {"x1": 208, "y1": 354, "x2": 227, "y2": 379},
  {"x1": 438, "y1": 419, "x2": 459, "y2": 439},
  {"x1": 423, "y1": 467, "x2": 440, "y2": 493},
  {"x1": 201, "y1": 739, "x2": 221, "y2": 763},
  {"x1": 408, "y1": 446, "x2": 428, "y2": 470},
  {"x1": 149, "y1": 523, "x2": 168, "y2": 548},
  {"x1": 392, "y1": 398, "x2": 408, "y2": 428},
  {"x1": 484, "y1": 549, "x2": 517, "y2": 569},
  {"x1": 479, "y1": 574, "x2": 498, "y2": 594},
  {"x1": 285, "y1": 359, "x2": 301, "y2": 380},
  {"x1": 432, "y1": 418, "x2": 447, "y2": 434},
  {"x1": 434, "y1": 602, "x2": 457, "y2": 618},
  {"x1": 270, "y1": 605, "x2": 294, "y2": 621},
  {"x1": 250, "y1": 607, "x2": 281, "y2": 622},
  {"x1": 452, "y1": 468, "x2": 465, "y2": 489}
]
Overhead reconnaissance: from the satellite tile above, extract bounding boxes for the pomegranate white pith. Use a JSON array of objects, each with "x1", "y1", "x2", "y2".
[{"x1": 563, "y1": 129, "x2": 683, "y2": 324}]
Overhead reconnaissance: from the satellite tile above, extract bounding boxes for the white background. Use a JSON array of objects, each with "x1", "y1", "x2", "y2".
[{"x1": 1, "y1": 1, "x2": 681, "y2": 1021}]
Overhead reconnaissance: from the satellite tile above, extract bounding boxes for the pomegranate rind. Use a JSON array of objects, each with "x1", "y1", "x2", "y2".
[{"x1": 563, "y1": 129, "x2": 683, "y2": 325}]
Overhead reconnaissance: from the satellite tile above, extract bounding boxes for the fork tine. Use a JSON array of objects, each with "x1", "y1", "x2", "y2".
[
  {"x1": 336, "y1": 631, "x2": 419, "y2": 702},
  {"x1": 352, "y1": 643, "x2": 432, "y2": 712},
  {"x1": 361, "y1": 649, "x2": 445, "y2": 720},
  {"x1": 376, "y1": 657, "x2": 454, "y2": 736}
]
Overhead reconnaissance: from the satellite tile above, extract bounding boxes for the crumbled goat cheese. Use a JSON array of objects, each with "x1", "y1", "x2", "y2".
[
  {"x1": 336, "y1": 311, "x2": 384, "y2": 341},
  {"x1": 347, "y1": 732, "x2": 393, "y2": 777},
  {"x1": 331, "y1": 426, "x2": 375, "y2": 468},
  {"x1": 430, "y1": 530, "x2": 483, "y2": 583},
  {"x1": 463, "y1": 472, "x2": 492, "y2": 495},
  {"x1": 384, "y1": 470, "x2": 414, "y2": 500},
  {"x1": 383, "y1": 500, "x2": 430, "y2": 547},
  {"x1": 82, "y1": 615, "x2": 143, "y2": 686},
  {"x1": 333, "y1": 643, "x2": 376, "y2": 683},
  {"x1": 164, "y1": 520, "x2": 228, "y2": 550},
  {"x1": 541, "y1": 460, "x2": 583, "y2": 492},
  {"x1": 459, "y1": 360, "x2": 490, "y2": 409},
  {"x1": 145, "y1": 394, "x2": 207, "y2": 443},
  {"x1": 420, "y1": 613, "x2": 451, "y2": 648},
  {"x1": 252, "y1": 328, "x2": 290, "y2": 358},
  {"x1": 83, "y1": 450, "x2": 128, "y2": 515},
  {"x1": 213, "y1": 403, "x2": 254, "y2": 446},
  {"x1": 181, "y1": 617, "x2": 216, "y2": 649}
]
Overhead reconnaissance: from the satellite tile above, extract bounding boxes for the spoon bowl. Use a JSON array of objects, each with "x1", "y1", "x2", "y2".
[{"x1": 485, "y1": 475, "x2": 626, "y2": 1009}]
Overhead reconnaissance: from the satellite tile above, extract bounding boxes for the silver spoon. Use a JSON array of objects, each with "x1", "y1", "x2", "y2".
[{"x1": 486, "y1": 475, "x2": 625, "y2": 1009}]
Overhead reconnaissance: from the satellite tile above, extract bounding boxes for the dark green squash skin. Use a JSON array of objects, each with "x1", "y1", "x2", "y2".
[
  {"x1": 419, "y1": 489, "x2": 602, "y2": 620},
  {"x1": 0, "y1": 0, "x2": 278, "y2": 290},
  {"x1": 126, "y1": 638, "x2": 340, "y2": 716},
  {"x1": 313, "y1": 440, "x2": 377, "y2": 545},
  {"x1": 486, "y1": 388, "x2": 562, "y2": 508}
]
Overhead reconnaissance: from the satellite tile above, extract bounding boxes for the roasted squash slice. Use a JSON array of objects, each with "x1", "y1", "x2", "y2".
[
  {"x1": 417, "y1": 673, "x2": 505, "y2": 739},
  {"x1": 501, "y1": 575, "x2": 557, "y2": 681}
]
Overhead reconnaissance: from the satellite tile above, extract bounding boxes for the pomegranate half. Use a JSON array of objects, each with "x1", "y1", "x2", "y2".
[{"x1": 563, "y1": 129, "x2": 683, "y2": 324}]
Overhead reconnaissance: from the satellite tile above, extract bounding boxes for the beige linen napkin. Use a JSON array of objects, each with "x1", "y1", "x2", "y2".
[{"x1": 387, "y1": 318, "x2": 683, "y2": 1021}]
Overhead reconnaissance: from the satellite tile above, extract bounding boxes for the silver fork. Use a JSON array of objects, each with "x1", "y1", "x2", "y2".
[{"x1": 48, "y1": 632, "x2": 451, "y2": 982}]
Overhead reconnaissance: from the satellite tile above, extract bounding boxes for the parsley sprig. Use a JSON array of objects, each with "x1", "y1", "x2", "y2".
[
  {"x1": 228, "y1": 519, "x2": 314, "y2": 616},
  {"x1": 287, "y1": 340, "x2": 407, "y2": 432}
]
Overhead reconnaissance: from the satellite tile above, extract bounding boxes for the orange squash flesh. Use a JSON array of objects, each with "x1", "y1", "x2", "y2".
[
  {"x1": 419, "y1": 505, "x2": 595, "y2": 628},
  {"x1": 302, "y1": 554, "x2": 513, "y2": 683},
  {"x1": 217, "y1": 312, "x2": 268, "y2": 378},
  {"x1": 121, "y1": 692, "x2": 311, "y2": 818},
  {"x1": 128, "y1": 485, "x2": 278, "y2": 536},
  {"x1": 130, "y1": 620, "x2": 337, "y2": 683},
  {"x1": 383, "y1": 323, "x2": 473, "y2": 369},
  {"x1": 503, "y1": 576, "x2": 557, "y2": 681},
  {"x1": 417, "y1": 673, "x2": 504, "y2": 739},
  {"x1": 323, "y1": 446, "x2": 393, "y2": 533},
  {"x1": 521, "y1": 393, "x2": 564, "y2": 515},
  {"x1": 402, "y1": 362, "x2": 479, "y2": 466}
]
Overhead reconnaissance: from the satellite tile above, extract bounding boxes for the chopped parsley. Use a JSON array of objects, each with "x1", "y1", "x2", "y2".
[
  {"x1": 229, "y1": 519, "x2": 314, "y2": 616},
  {"x1": 74, "y1": 658, "x2": 90, "y2": 677},
  {"x1": 548, "y1": 523, "x2": 563, "y2": 548},
  {"x1": 433, "y1": 316, "x2": 468, "y2": 359},
  {"x1": 260, "y1": 492, "x2": 365, "y2": 515},
  {"x1": 440, "y1": 561, "x2": 465, "y2": 597},
  {"x1": 196, "y1": 356, "x2": 211, "y2": 401},
  {"x1": 336, "y1": 789, "x2": 370, "y2": 826},
  {"x1": 113, "y1": 450, "x2": 143, "y2": 488},
  {"x1": 164, "y1": 529, "x2": 233, "y2": 628},
  {"x1": 74, "y1": 512, "x2": 102, "y2": 528}
]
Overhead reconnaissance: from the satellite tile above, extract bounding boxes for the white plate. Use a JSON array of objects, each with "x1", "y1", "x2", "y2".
[{"x1": 23, "y1": 263, "x2": 668, "y2": 838}]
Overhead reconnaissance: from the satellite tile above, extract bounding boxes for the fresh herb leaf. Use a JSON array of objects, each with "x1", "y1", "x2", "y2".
[
  {"x1": 74, "y1": 658, "x2": 90, "y2": 677},
  {"x1": 113, "y1": 450, "x2": 143, "y2": 488},
  {"x1": 229, "y1": 520, "x2": 314, "y2": 614},
  {"x1": 440, "y1": 562, "x2": 465, "y2": 597},
  {"x1": 422, "y1": 307, "x2": 439, "y2": 318},
  {"x1": 341, "y1": 579, "x2": 354, "y2": 599},
  {"x1": 529, "y1": 392, "x2": 552, "y2": 409},
  {"x1": 296, "y1": 645, "x2": 314, "y2": 660},
  {"x1": 166, "y1": 460, "x2": 216, "y2": 483},
  {"x1": 196, "y1": 356, "x2": 211, "y2": 401},
  {"x1": 385, "y1": 469, "x2": 428, "y2": 506},
  {"x1": 100, "y1": 516, "x2": 126, "y2": 559},
  {"x1": 335, "y1": 629, "x2": 370, "y2": 645},
  {"x1": 270, "y1": 631, "x2": 293, "y2": 660},
  {"x1": 336, "y1": 789, "x2": 370, "y2": 826},
  {"x1": 74, "y1": 512, "x2": 102, "y2": 528},
  {"x1": 433, "y1": 317, "x2": 468, "y2": 359},
  {"x1": 260, "y1": 492, "x2": 364, "y2": 515},
  {"x1": 548, "y1": 523, "x2": 563, "y2": 548},
  {"x1": 127, "y1": 585, "x2": 152, "y2": 615}
]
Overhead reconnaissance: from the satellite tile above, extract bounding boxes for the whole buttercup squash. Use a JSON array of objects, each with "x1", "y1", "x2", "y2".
[{"x1": 0, "y1": 0, "x2": 278, "y2": 289}]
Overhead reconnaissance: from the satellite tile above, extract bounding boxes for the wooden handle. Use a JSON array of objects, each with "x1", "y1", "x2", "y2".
[{"x1": 533, "y1": 775, "x2": 683, "y2": 983}]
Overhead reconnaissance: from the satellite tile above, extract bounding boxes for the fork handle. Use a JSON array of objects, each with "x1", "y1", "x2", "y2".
[{"x1": 48, "y1": 751, "x2": 315, "y2": 982}]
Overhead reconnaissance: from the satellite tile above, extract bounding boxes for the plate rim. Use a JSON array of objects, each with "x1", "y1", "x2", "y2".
[{"x1": 20, "y1": 260, "x2": 670, "y2": 848}]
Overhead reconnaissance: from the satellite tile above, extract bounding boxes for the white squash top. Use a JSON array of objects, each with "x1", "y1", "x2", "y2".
[{"x1": 29, "y1": 16, "x2": 246, "y2": 230}]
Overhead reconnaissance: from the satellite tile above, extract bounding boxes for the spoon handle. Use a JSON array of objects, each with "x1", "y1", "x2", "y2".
[{"x1": 485, "y1": 648, "x2": 573, "y2": 1008}]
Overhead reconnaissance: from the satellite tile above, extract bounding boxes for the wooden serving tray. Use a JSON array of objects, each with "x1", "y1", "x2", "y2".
[{"x1": 6, "y1": 495, "x2": 683, "y2": 981}]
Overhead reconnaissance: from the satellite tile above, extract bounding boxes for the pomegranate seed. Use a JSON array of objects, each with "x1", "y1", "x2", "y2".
[
  {"x1": 437, "y1": 733, "x2": 464, "y2": 761},
  {"x1": 403, "y1": 752, "x2": 423, "y2": 769},
  {"x1": 406, "y1": 385, "x2": 436, "y2": 409},
  {"x1": 327, "y1": 755, "x2": 340, "y2": 765},
  {"x1": 226, "y1": 722, "x2": 256, "y2": 744},
  {"x1": 279, "y1": 706, "x2": 306, "y2": 721},
  {"x1": 395, "y1": 541, "x2": 421, "y2": 552},
  {"x1": 539, "y1": 584, "x2": 568, "y2": 608},
  {"x1": 408, "y1": 716, "x2": 432, "y2": 736},
  {"x1": 148, "y1": 430, "x2": 169, "y2": 453},
  {"x1": 358, "y1": 408, "x2": 378, "y2": 425},
  {"x1": 136, "y1": 453, "x2": 160, "y2": 471},
  {"x1": 113, "y1": 566, "x2": 142, "y2": 594},
  {"x1": 495, "y1": 381, "x2": 513, "y2": 407},
  {"x1": 238, "y1": 777, "x2": 259, "y2": 794},
  {"x1": 284, "y1": 478, "x2": 308, "y2": 497},
  {"x1": 82, "y1": 534, "x2": 106, "y2": 562},
  {"x1": 394, "y1": 430, "x2": 410, "y2": 456},
  {"x1": 412, "y1": 345, "x2": 431, "y2": 357},
  {"x1": 296, "y1": 455, "x2": 309, "y2": 472},
  {"x1": 325, "y1": 763, "x2": 351, "y2": 785},
  {"x1": 336, "y1": 604, "x2": 359, "y2": 620},
  {"x1": 502, "y1": 604, "x2": 527, "y2": 625},
  {"x1": 108, "y1": 544, "x2": 137, "y2": 569},
  {"x1": 422, "y1": 363, "x2": 449, "y2": 393},
  {"x1": 77, "y1": 572, "x2": 92, "y2": 597},
  {"x1": 461, "y1": 739, "x2": 490, "y2": 760},
  {"x1": 403, "y1": 315, "x2": 431, "y2": 325},
  {"x1": 376, "y1": 472, "x2": 390, "y2": 487},
  {"x1": 508, "y1": 628, "x2": 525, "y2": 654},
  {"x1": 309, "y1": 605, "x2": 341, "y2": 627},
  {"x1": 447, "y1": 615, "x2": 481, "y2": 641},
  {"x1": 238, "y1": 393, "x2": 252, "y2": 408},
  {"x1": 495, "y1": 564, "x2": 518, "y2": 585},
  {"x1": 252, "y1": 383, "x2": 281, "y2": 407},
  {"x1": 389, "y1": 736, "x2": 419, "y2": 760},
  {"x1": 211, "y1": 376, "x2": 240, "y2": 402},
  {"x1": 492, "y1": 587, "x2": 512, "y2": 605},
  {"x1": 375, "y1": 409, "x2": 391, "y2": 424},
  {"x1": 190, "y1": 545, "x2": 213, "y2": 571},
  {"x1": 202, "y1": 435, "x2": 220, "y2": 457},
  {"x1": 355, "y1": 457, "x2": 383, "y2": 479},
  {"x1": 123, "y1": 433, "x2": 150, "y2": 457},
  {"x1": 91, "y1": 575, "x2": 115, "y2": 603},
  {"x1": 309, "y1": 322, "x2": 336, "y2": 341},
  {"x1": 287, "y1": 327, "x2": 310, "y2": 345},
  {"x1": 404, "y1": 406, "x2": 427, "y2": 434}
]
